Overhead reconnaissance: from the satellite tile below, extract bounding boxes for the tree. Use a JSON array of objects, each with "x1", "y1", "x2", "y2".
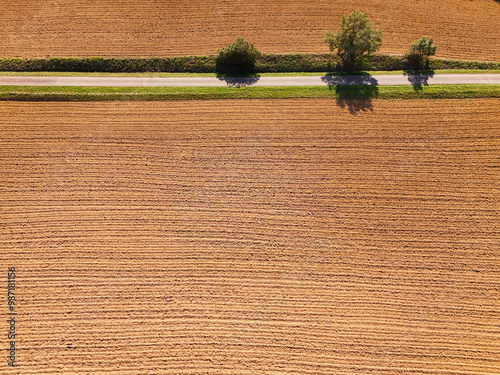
[
  {"x1": 215, "y1": 38, "x2": 261, "y2": 74},
  {"x1": 405, "y1": 37, "x2": 437, "y2": 70},
  {"x1": 325, "y1": 10, "x2": 383, "y2": 71}
]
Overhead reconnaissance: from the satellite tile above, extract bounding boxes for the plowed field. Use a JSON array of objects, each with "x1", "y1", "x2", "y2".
[
  {"x1": 1, "y1": 0, "x2": 499, "y2": 61},
  {"x1": 1, "y1": 99, "x2": 499, "y2": 374}
]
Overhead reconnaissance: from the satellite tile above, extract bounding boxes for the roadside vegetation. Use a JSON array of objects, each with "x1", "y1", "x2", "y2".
[
  {"x1": 215, "y1": 38, "x2": 261, "y2": 74},
  {"x1": 0, "y1": 55, "x2": 498, "y2": 74},
  {"x1": 405, "y1": 37, "x2": 438, "y2": 70},
  {"x1": 1, "y1": 85, "x2": 498, "y2": 101},
  {"x1": 324, "y1": 10, "x2": 383, "y2": 71}
]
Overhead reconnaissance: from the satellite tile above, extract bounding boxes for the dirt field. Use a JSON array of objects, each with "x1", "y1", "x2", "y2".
[
  {"x1": 1, "y1": 0, "x2": 499, "y2": 61},
  {"x1": 0, "y1": 99, "x2": 499, "y2": 374}
]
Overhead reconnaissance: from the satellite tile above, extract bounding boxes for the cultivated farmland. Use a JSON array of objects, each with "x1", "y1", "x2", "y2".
[
  {"x1": 0, "y1": 99, "x2": 499, "y2": 374},
  {"x1": 0, "y1": 0, "x2": 499, "y2": 61}
]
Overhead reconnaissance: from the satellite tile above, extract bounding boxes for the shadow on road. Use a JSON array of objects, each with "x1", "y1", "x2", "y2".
[
  {"x1": 403, "y1": 70, "x2": 435, "y2": 91},
  {"x1": 321, "y1": 74, "x2": 379, "y2": 115},
  {"x1": 216, "y1": 74, "x2": 260, "y2": 87}
]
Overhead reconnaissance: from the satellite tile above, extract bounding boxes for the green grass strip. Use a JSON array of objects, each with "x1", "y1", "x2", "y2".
[{"x1": 0, "y1": 85, "x2": 498, "y2": 101}]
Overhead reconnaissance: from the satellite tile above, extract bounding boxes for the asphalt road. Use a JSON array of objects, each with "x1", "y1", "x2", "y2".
[{"x1": 0, "y1": 74, "x2": 499, "y2": 87}]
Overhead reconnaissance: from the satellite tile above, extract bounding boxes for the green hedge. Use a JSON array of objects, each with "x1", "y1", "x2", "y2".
[
  {"x1": 430, "y1": 58, "x2": 500, "y2": 70},
  {"x1": 0, "y1": 55, "x2": 498, "y2": 73},
  {"x1": 256, "y1": 54, "x2": 336, "y2": 72},
  {"x1": 0, "y1": 56, "x2": 216, "y2": 73}
]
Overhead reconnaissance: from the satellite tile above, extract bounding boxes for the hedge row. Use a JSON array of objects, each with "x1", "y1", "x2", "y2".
[
  {"x1": 0, "y1": 54, "x2": 498, "y2": 73},
  {"x1": 0, "y1": 56, "x2": 216, "y2": 73}
]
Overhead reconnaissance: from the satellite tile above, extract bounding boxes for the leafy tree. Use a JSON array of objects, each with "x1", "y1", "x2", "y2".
[
  {"x1": 405, "y1": 37, "x2": 437, "y2": 70},
  {"x1": 325, "y1": 10, "x2": 383, "y2": 71},
  {"x1": 215, "y1": 38, "x2": 261, "y2": 74}
]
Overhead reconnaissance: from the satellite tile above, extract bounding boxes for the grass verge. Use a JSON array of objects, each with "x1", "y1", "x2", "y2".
[{"x1": 0, "y1": 85, "x2": 498, "y2": 101}]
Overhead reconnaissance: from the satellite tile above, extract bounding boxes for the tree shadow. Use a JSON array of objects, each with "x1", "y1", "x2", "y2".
[
  {"x1": 321, "y1": 74, "x2": 379, "y2": 115},
  {"x1": 324, "y1": 71, "x2": 372, "y2": 77},
  {"x1": 216, "y1": 73, "x2": 260, "y2": 87},
  {"x1": 403, "y1": 70, "x2": 435, "y2": 91}
]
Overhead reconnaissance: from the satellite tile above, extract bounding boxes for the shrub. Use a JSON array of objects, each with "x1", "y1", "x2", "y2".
[
  {"x1": 215, "y1": 38, "x2": 261, "y2": 74},
  {"x1": 325, "y1": 10, "x2": 383, "y2": 71},
  {"x1": 405, "y1": 37, "x2": 437, "y2": 70}
]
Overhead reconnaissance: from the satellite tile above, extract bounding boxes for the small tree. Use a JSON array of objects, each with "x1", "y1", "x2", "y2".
[
  {"x1": 405, "y1": 37, "x2": 437, "y2": 70},
  {"x1": 215, "y1": 38, "x2": 261, "y2": 74},
  {"x1": 325, "y1": 10, "x2": 383, "y2": 71}
]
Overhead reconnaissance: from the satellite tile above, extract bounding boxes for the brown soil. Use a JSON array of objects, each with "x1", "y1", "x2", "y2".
[
  {"x1": 0, "y1": 99, "x2": 499, "y2": 374},
  {"x1": 0, "y1": 0, "x2": 499, "y2": 61}
]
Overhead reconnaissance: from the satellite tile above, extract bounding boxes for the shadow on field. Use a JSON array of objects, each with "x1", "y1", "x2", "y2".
[
  {"x1": 321, "y1": 74, "x2": 379, "y2": 114},
  {"x1": 403, "y1": 70, "x2": 435, "y2": 91},
  {"x1": 216, "y1": 73, "x2": 260, "y2": 87}
]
